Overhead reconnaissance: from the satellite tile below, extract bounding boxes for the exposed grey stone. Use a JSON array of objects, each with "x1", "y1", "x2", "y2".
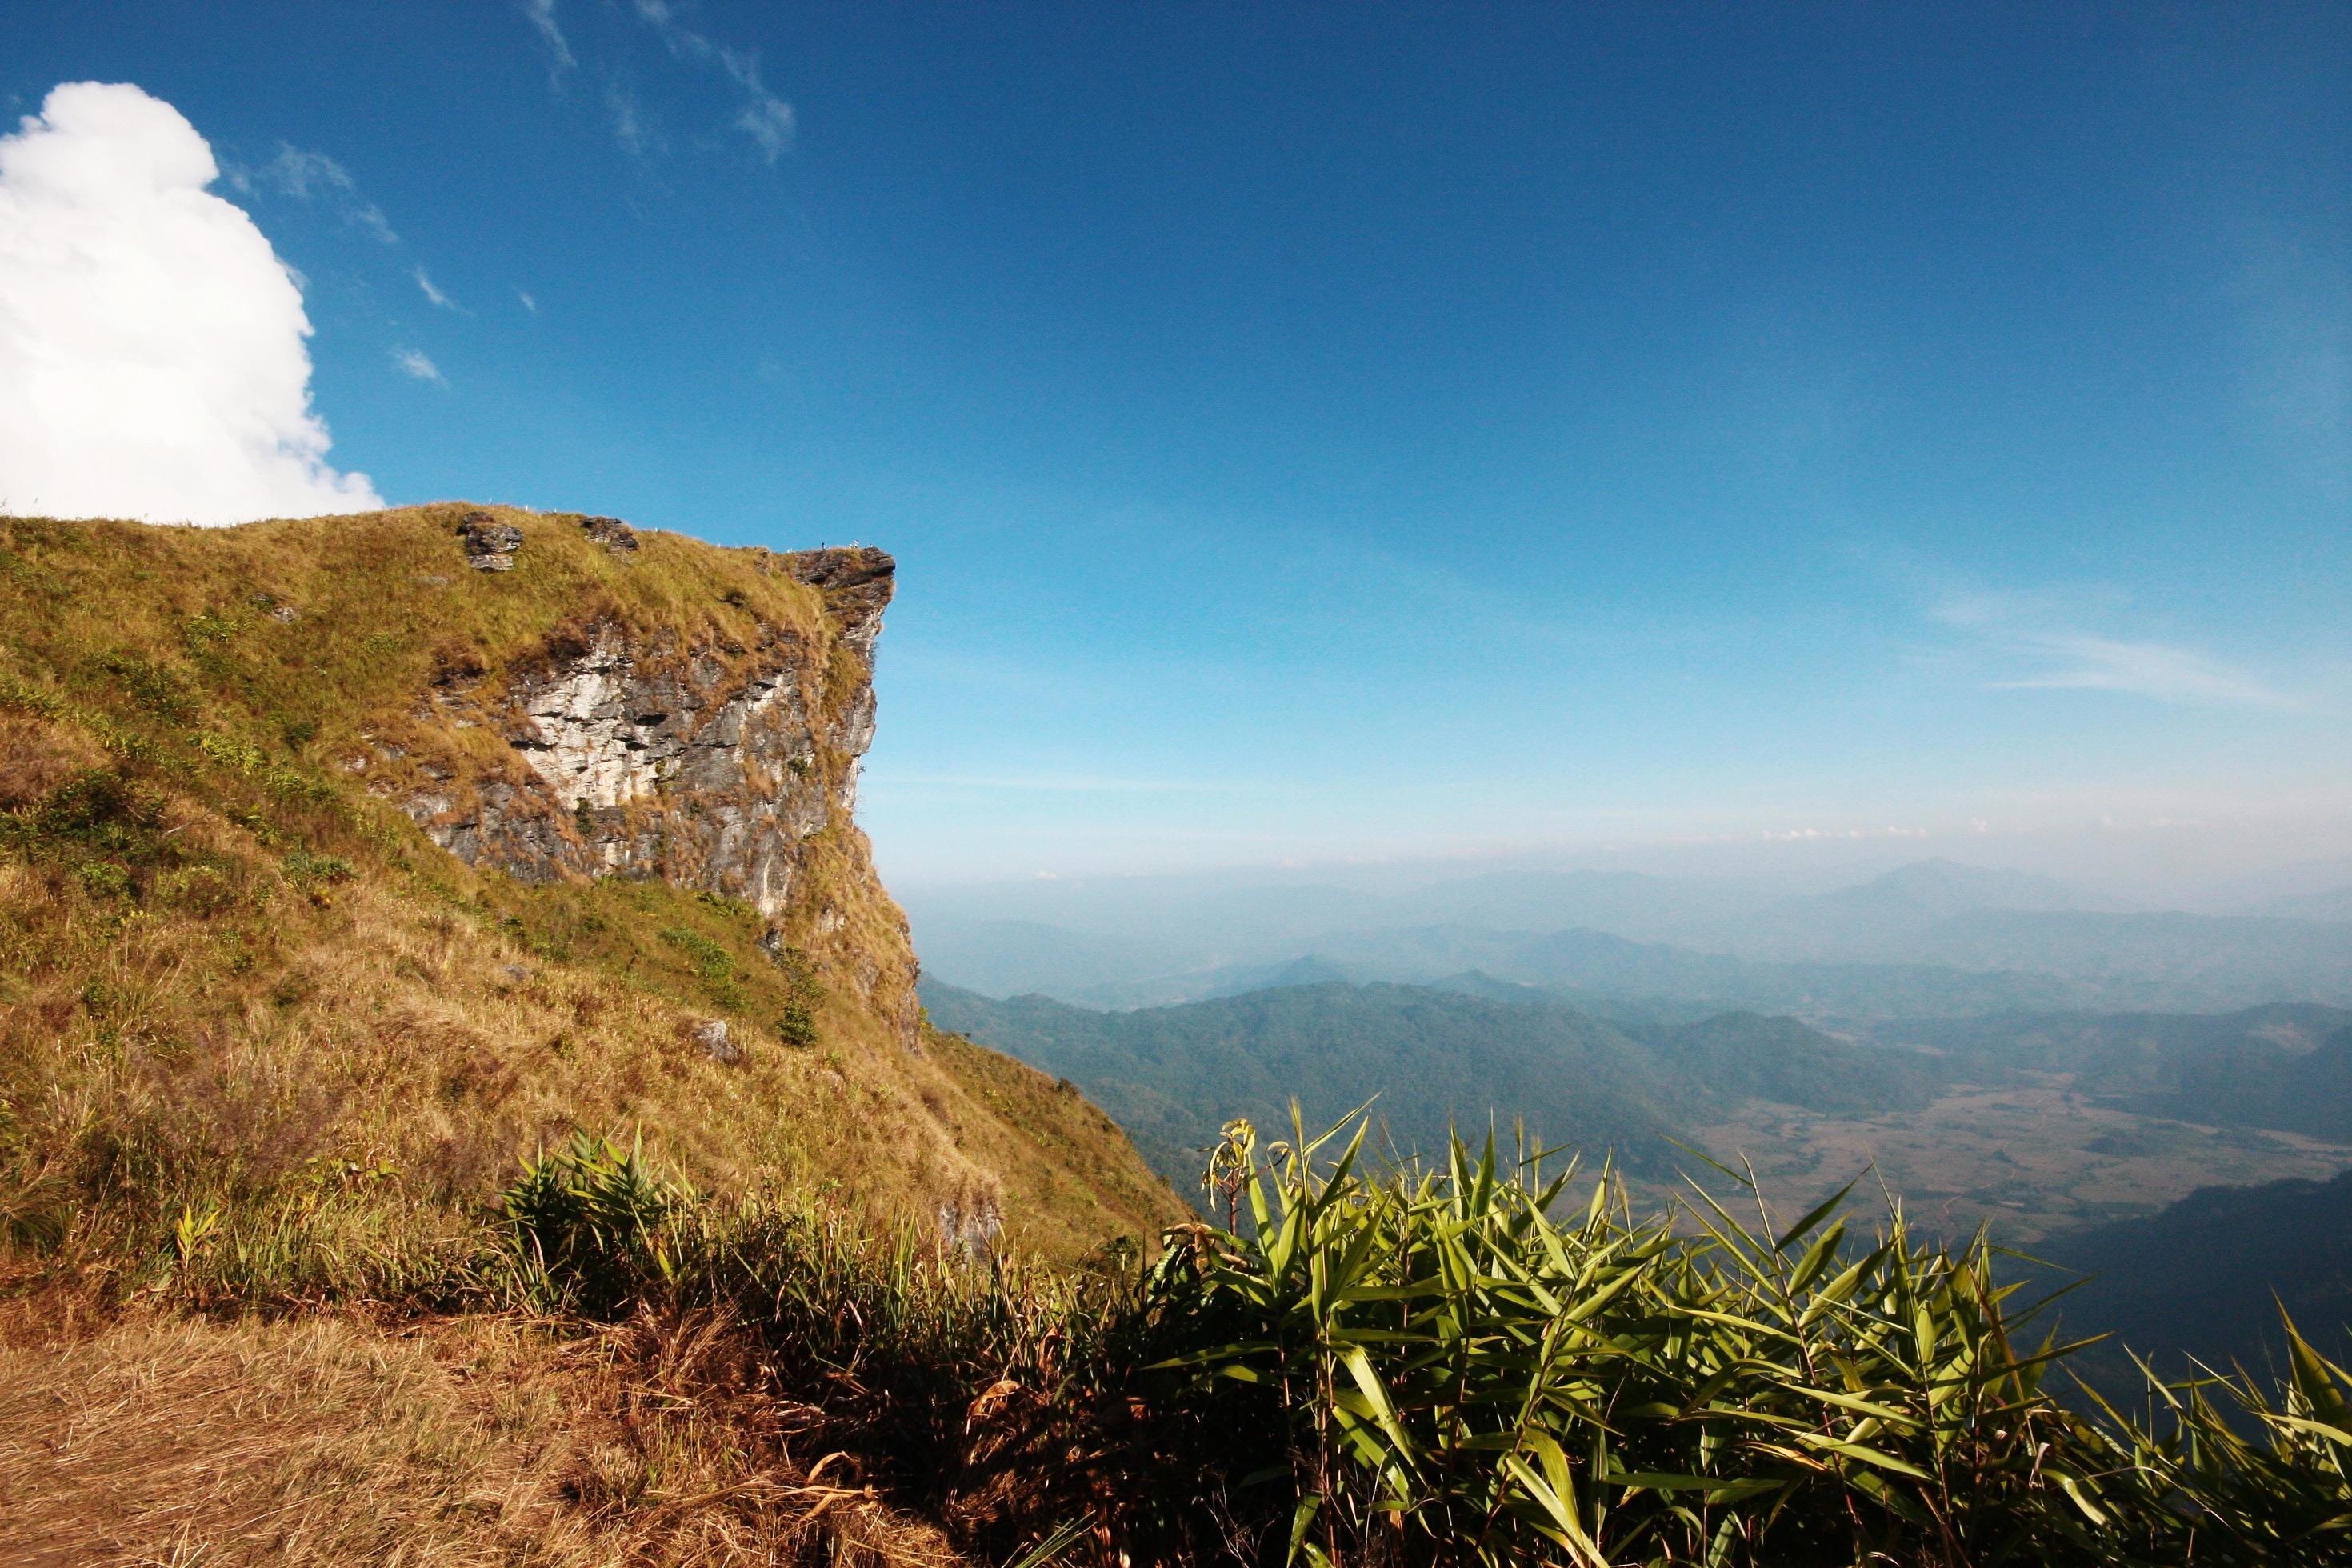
[
  {"x1": 395, "y1": 548, "x2": 898, "y2": 930},
  {"x1": 694, "y1": 1018, "x2": 742, "y2": 1064},
  {"x1": 778, "y1": 547, "x2": 893, "y2": 659},
  {"x1": 579, "y1": 515, "x2": 638, "y2": 558},
  {"x1": 458, "y1": 510, "x2": 522, "y2": 571}
]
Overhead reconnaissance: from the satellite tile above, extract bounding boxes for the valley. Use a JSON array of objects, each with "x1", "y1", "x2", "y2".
[
  {"x1": 930, "y1": 976, "x2": 2352, "y2": 1250},
  {"x1": 1678, "y1": 1078, "x2": 2352, "y2": 1246}
]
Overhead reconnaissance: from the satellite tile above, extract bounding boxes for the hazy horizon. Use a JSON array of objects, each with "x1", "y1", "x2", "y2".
[{"x1": 882, "y1": 829, "x2": 2352, "y2": 916}]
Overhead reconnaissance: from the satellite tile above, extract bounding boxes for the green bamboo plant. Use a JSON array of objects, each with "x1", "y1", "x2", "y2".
[{"x1": 1144, "y1": 1109, "x2": 2352, "y2": 1566}]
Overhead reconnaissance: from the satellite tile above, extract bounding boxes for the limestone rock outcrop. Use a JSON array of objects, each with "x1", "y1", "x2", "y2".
[
  {"x1": 395, "y1": 540, "x2": 896, "y2": 923},
  {"x1": 458, "y1": 510, "x2": 522, "y2": 571}
]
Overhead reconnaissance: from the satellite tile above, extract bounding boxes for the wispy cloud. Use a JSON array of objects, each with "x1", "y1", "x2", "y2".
[
  {"x1": 518, "y1": 290, "x2": 538, "y2": 314},
  {"x1": 412, "y1": 266, "x2": 455, "y2": 310},
  {"x1": 1991, "y1": 632, "x2": 2298, "y2": 708},
  {"x1": 2230, "y1": 218, "x2": 2351, "y2": 502},
  {"x1": 606, "y1": 84, "x2": 654, "y2": 159},
  {"x1": 522, "y1": 0, "x2": 575, "y2": 76},
  {"x1": 229, "y1": 143, "x2": 396, "y2": 244},
  {"x1": 526, "y1": 0, "x2": 794, "y2": 163},
  {"x1": 733, "y1": 90, "x2": 795, "y2": 163},
  {"x1": 630, "y1": 0, "x2": 796, "y2": 162},
  {"x1": 1930, "y1": 590, "x2": 2298, "y2": 710},
  {"x1": 392, "y1": 348, "x2": 445, "y2": 384}
]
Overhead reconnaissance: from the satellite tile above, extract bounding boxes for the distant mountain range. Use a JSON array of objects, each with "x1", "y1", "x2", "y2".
[
  {"x1": 922, "y1": 978, "x2": 1946, "y2": 1196},
  {"x1": 911, "y1": 854, "x2": 2352, "y2": 1394},
  {"x1": 909, "y1": 857, "x2": 2352, "y2": 1016}
]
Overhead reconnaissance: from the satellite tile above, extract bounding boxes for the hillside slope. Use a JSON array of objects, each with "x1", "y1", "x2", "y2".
[
  {"x1": 2033, "y1": 1166, "x2": 2352, "y2": 1385},
  {"x1": 921, "y1": 978, "x2": 1945, "y2": 1196},
  {"x1": 0, "y1": 505, "x2": 1182, "y2": 1276}
]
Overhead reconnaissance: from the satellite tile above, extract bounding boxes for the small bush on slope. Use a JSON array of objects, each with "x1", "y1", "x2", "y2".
[{"x1": 502, "y1": 1130, "x2": 686, "y2": 1318}]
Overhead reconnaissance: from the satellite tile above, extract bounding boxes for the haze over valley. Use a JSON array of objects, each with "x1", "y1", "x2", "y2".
[{"x1": 919, "y1": 854, "x2": 2352, "y2": 1371}]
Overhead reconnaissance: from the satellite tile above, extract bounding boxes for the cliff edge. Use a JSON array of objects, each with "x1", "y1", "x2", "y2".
[{"x1": 0, "y1": 504, "x2": 1184, "y2": 1263}]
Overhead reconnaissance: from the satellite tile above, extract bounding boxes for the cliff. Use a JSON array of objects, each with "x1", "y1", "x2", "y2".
[
  {"x1": 0, "y1": 504, "x2": 1184, "y2": 1263},
  {"x1": 380, "y1": 516, "x2": 922, "y2": 1049}
]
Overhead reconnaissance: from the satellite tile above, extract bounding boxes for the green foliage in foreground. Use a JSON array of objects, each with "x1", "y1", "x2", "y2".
[{"x1": 477, "y1": 1117, "x2": 2352, "y2": 1566}]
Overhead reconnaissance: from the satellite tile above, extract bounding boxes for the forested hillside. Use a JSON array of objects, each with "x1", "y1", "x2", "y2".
[{"x1": 922, "y1": 978, "x2": 1943, "y2": 1198}]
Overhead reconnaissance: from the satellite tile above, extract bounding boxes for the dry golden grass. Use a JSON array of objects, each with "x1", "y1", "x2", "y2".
[
  {"x1": 0, "y1": 505, "x2": 1182, "y2": 1564},
  {"x1": 0, "y1": 505, "x2": 1183, "y2": 1299},
  {"x1": 0, "y1": 1303, "x2": 967, "y2": 1566}
]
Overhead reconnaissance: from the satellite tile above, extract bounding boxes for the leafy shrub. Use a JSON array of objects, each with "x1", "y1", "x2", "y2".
[
  {"x1": 0, "y1": 1172, "x2": 72, "y2": 1254},
  {"x1": 98, "y1": 650, "x2": 194, "y2": 720},
  {"x1": 695, "y1": 888, "x2": 756, "y2": 920},
  {"x1": 1104, "y1": 1116, "x2": 2352, "y2": 1566},
  {"x1": 500, "y1": 1131, "x2": 684, "y2": 1317},
  {"x1": 158, "y1": 862, "x2": 238, "y2": 914},
  {"x1": 774, "y1": 1002, "x2": 819, "y2": 1046},
  {"x1": 590, "y1": 1113, "x2": 2352, "y2": 1566},
  {"x1": 280, "y1": 848, "x2": 354, "y2": 886}
]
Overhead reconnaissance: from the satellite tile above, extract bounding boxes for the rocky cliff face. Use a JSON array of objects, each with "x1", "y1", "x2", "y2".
[{"x1": 373, "y1": 515, "x2": 918, "y2": 1042}]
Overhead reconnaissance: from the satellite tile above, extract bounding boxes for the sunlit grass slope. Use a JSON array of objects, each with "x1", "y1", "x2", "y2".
[{"x1": 0, "y1": 505, "x2": 1184, "y2": 1293}]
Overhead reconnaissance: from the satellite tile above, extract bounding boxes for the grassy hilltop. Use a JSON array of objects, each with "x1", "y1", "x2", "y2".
[{"x1": 0, "y1": 504, "x2": 1182, "y2": 1282}]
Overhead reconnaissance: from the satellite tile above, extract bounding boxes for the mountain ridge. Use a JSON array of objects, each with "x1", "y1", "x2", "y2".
[
  {"x1": 0, "y1": 506, "x2": 1183, "y2": 1262},
  {"x1": 921, "y1": 976, "x2": 1947, "y2": 1198}
]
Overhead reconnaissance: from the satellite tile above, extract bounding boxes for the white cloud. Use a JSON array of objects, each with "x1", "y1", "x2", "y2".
[
  {"x1": 518, "y1": 289, "x2": 537, "y2": 314},
  {"x1": 522, "y1": 0, "x2": 576, "y2": 75},
  {"x1": 413, "y1": 265, "x2": 454, "y2": 308},
  {"x1": 1761, "y1": 826, "x2": 1930, "y2": 842},
  {"x1": 0, "y1": 82, "x2": 382, "y2": 525},
  {"x1": 392, "y1": 347, "x2": 444, "y2": 384}
]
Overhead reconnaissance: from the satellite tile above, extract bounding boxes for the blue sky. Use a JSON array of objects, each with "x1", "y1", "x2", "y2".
[{"x1": 6, "y1": 2, "x2": 2348, "y2": 886}]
